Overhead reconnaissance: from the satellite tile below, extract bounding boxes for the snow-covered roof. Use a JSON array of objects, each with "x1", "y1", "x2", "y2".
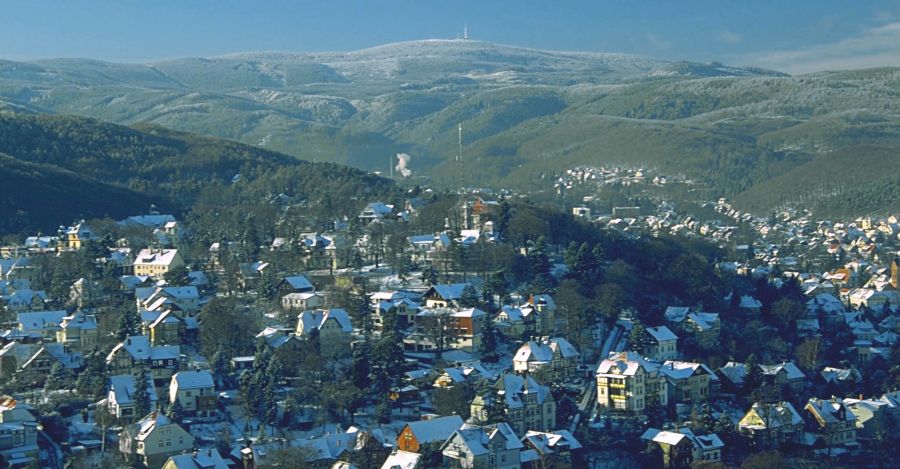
[
  {"x1": 297, "y1": 309, "x2": 353, "y2": 334},
  {"x1": 514, "y1": 341, "x2": 553, "y2": 363},
  {"x1": 165, "y1": 449, "x2": 229, "y2": 469},
  {"x1": 380, "y1": 450, "x2": 421, "y2": 469},
  {"x1": 646, "y1": 325, "x2": 678, "y2": 343},
  {"x1": 523, "y1": 430, "x2": 582, "y2": 454},
  {"x1": 660, "y1": 361, "x2": 717, "y2": 381},
  {"x1": 597, "y1": 351, "x2": 659, "y2": 376},
  {"x1": 109, "y1": 374, "x2": 158, "y2": 406},
  {"x1": 172, "y1": 370, "x2": 214, "y2": 390},
  {"x1": 760, "y1": 362, "x2": 805, "y2": 380},
  {"x1": 429, "y1": 283, "x2": 470, "y2": 301},
  {"x1": 134, "y1": 248, "x2": 180, "y2": 266},
  {"x1": 664, "y1": 306, "x2": 691, "y2": 323},
  {"x1": 282, "y1": 275, "x2": 314, "y2": 291},
  {"x1": 404, "y1": 415, "x2": 464, "y2": 444},
  {"x1": 498, "y1": 373, "x2": 551, "y2": 408},
  {"x1": 16, "y1": 310, "x2": 66, "y2": 332},
  {"x1": 448, "y1": 422, "x2": 523, "y2": 456},
  {"x1": 740, "y1": 295, "x2": 762, "y2": 309}
]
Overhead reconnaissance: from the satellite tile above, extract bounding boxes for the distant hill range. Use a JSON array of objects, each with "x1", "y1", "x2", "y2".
[{"x1": 2, "y1": 39, "x2": 898, "y2": 217}]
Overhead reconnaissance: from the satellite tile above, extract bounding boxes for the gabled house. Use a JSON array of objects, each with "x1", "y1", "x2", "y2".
[
  {"x1": 140, "y1": 286, "x2": 200, "y2": 314},
  {"x1": 16, "y1": 310, "x2": 67, "y2": 340},
  {"x1": 639, "y1": 429, "x2": 693, "y2": 468},
  {"x1": 296, "y1": 309, "x2": 352, "y2": 356},
  {"x1": 664, "y1": 307, "x2": 721, "y2": 349},
  {"x1": 645, "y1": 326, "x2": 678, "y2": 361},
  {"x1": 133, "y1": 249, "x2": 185, "y2": 278},
  {"x1": 119, "y1": 411, "x2": 194, "y2": 469},
  {"x1": 106, "y1": 374, "x2": 159, "y2": 419},
  {"x1": 17, "y1": 344, "x2": 82, "y2": 384},
  {"x1": 396, "y1": 415, "x2": 464, "y2": 453},
  {"x1": 423, "y1": 283, "x2": 470, "y2": 308},
  {"x1": 106, "y1": 336, "x2": 180, "y2": 385},
  {"x1": 804, "y1": 397, "x2": 858, "y2": 448},
  {"x1": 64, "y1": 220, "x2": 95, "y2": 250},
  {"x1": 521, "y1": 430, "x2": 583, "y2": 469},
  {"x1": 56, "y1": 311, "x2": 98, "y2": 350},
  {"x1": 659, "y1": 361, "x2": 717, "y2": 404},
  {"x1": 596, "y1": 351, "x2": 667, "y2": 414},
  {"x1": 1, "y1": 288, "x2": 48, "y2": 312},
  {"x1": 512, "y1": 337, "x2": 579, "y2": 381},
  {"x1": 472, "y1": 373, "x2": 556, "y2": 435},
  {"x1": 281, "y1": 292, "x2": 323, "y2": 312},
  {"x1": 738, "y1": 401, "x2": 803, "y2": 448},
  {"x1": 441, "y1": 422, "x2": 523, "y2": 469},
  {"x1": 760, "y1": 361, "x2": 806, "y2": 393},
  {"x1": 520, "y1": 294, "x2": 556, "y2": 337},
  {"x1": 640, "y1": 428, "x2": 723, "y2": 468},
  {"x1": 169, "y1": 371, "x2": 216, "y2": 418},
  {"x1": 371, "y1": 295, "x2": 419, "y2": 331},
  {"x1": 277, "y1": 275, "x2": 315, "y2": 296},
  {"x1": 145, "y1": 310, "x2": 187, "y2": 346},
  {"x1": 359, "y1": 202, "x2": 394, "y2": 224}
]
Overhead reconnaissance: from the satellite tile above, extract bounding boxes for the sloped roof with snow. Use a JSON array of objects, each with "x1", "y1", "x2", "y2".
[
  {"x1": 109, "y1": 374, "x2": 158, "y2": 406},
  {"x1": 646, "y1": 325, "x2": 678, "y2": 343},
  {"x1": 597, "y1": 351, "x2": 659, "y2": 376},
  {"x1": 404, "y1": 415, "x2": 464, "y2": 444},
  {"x1": 523, "y1": 430, "x2": 582, "y2": 454},
  {"x1": 297, "y1": 309, "x2": 353, "y2": 334},
  {"x1": 514, "y1": 341, "x2": 553, "y2": 363},
  {"x1": 172, "y1": 370, "x2": 214, "y2": 390}
]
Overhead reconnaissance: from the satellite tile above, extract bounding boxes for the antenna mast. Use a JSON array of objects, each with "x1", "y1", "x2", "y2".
[
  {"x1": 389, "y1": 154, "x2": 393, "y2": 179},
  {"x1": 464, "y1": 24, "x2": 469, "y2": 40}
]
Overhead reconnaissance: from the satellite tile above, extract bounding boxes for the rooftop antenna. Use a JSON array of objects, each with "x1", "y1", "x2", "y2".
[{"x1": 464, "y1": 24, "x2": 469, "y2": 40}]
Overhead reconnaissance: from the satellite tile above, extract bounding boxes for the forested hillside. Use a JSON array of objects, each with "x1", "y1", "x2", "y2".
[
  {"x1": 0, "y1": 113, "x2": 397, "y2": 235},
  {"x1": 2, "y1": 41, "x2": 898, "y2": 217}
]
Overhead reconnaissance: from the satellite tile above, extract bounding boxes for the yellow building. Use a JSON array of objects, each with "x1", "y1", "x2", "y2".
[
  {"x1": 63, "y1": 220, "x2": 94, "y2": 250},
  {"x1": 596, "y1": 352, "x2": 667, "y2": 413},
  {"x1": 134, "y1": 249, "x2": 185, "y2": 278},
  {"x1": 120, "y1": 411, "x2": 194, "y2": 469}
]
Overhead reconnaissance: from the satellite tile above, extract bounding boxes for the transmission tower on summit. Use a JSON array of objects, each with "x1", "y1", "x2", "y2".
[{"x1": 464, "y1": 24, "x2": 469, "y2": 40}]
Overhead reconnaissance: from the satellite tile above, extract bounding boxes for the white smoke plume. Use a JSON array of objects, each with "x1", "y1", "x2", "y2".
[{"x1": 395, "y1": 153, "x2": 412, "y2": 178}]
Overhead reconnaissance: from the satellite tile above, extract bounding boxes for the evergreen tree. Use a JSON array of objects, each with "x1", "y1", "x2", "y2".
[
  {"x1": 44, "y1": 361, "x2": 69, "y2": 391},
  {"x1": 266, "y1": 354, "x2": 284, "y2": 386},
  {"x1": 117, "y1": 308, "x2": 141, "y2": 341},
  {"x1": 132, "y1": 370, "x2": 152, "y2": 419},
  {"x1": 77, "y1": 349, "x2": 108, "y2": 398},
  {"x1": 527, "y1": 236, "x2": 551, "y2": 280},
  {"x1": 256, "y1": 268, "x2": 277, "y2": 301},
  {"x1": 460, "y1": 284, "x2": 479, "y2": 308},
  {"x1": 480, "y1": 317, "x2": 500, "y2": 363},
  {"x1": 351, "y1": 346, "x2": 371, "y2": 391},
  {"x1": 422, "y1": 265, "x2": 439, "y2": 286},
  {"x1": 627, "y1": 322, "x2": 653, "y2": 355},
  {"x1": 168, "y1": 397, "x2": 184, "y2": 425},
  {"x1": 163, "y1": 265, "x2": 190, "y2": 286},
  {"x1": 744, "y1": 354, "x2": 765, "y2": 399}
]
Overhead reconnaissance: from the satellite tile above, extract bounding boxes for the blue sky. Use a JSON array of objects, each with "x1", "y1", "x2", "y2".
[{"x1": 2, "y1": 0, "x2": 899, "y2": 73}]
